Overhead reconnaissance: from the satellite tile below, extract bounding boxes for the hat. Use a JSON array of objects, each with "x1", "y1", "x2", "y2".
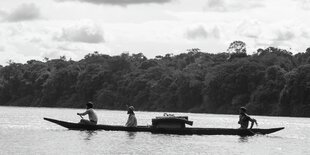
[
  {"x1": 240, "y1": 107, "x2": 247, "y2": 112},
  {"x1": 86, "y1": 101, "x2": 93, "y2": 108},
  {"x1": 128, "y1": 106, "x2": 135, "y2": 111}
]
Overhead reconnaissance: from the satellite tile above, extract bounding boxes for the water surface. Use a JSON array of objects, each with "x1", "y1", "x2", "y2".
[{"x1": 0, "y1": 106, "x2": 309, "y2": 155}]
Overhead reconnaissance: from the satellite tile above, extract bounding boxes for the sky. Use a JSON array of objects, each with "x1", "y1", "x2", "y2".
[{"x1": 0, "y1": 0, "x2": 310, "y2": 65}]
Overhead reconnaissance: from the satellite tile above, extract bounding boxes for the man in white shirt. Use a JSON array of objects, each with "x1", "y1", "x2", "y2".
[
  {"x1": 77, "y1": 101, "x2": 98, "y2": 125},
  {"x1": 125, "y1": 106, "x2": 137, "y2": 127}
]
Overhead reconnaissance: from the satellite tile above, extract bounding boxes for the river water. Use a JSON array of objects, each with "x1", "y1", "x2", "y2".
[{"x1": 0, "y1": 106, "x2": 309, "y2": 155}]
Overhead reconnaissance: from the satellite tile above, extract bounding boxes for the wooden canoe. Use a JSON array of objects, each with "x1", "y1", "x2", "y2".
[{"x1": 44, "y1": 117, "x2": 284, "y2": 136}]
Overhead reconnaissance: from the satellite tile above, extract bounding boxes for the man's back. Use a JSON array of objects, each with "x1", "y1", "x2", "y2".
[
  {"x1": 126, "y1": 114, "x2": 137, "y2": 127},
  {"x1": 86, "y1": 108, "x2": 98, "y2": 122},
  {"x1": 239, "y1": 113, "x2": 250, "y2": 129}
]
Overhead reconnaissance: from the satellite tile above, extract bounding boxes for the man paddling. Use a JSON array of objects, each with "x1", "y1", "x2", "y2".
[
  {"x1": 238, "y1": 107, "x2": 257, "y2": 129},
  {"x1": 125, "y1": 105, "x2": 137, "y2": 127},
  {"x1": 77, "y1": 101, "x2": 98, "y2": 125}
]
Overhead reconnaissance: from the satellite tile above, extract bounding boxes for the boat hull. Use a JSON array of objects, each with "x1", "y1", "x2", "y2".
[{"x1": 44, "y1": 117, "x2": 284, "y2": 136}]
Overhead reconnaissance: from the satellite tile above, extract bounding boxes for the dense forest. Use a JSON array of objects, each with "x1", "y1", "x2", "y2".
[{"x1": 0, "y1": 41, "x2": 310, "y2": 117}]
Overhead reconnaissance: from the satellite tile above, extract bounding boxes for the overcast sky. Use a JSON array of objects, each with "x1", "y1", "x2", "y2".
[{"x1": 0, "y1": 0, "x2": 310, "y2": 65}]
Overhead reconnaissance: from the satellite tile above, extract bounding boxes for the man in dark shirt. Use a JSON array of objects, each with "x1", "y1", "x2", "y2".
[{"x1": 238, "y1": 107, "x2": 257, "y2": 129}]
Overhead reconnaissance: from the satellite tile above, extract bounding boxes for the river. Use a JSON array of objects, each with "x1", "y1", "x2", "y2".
[{"x1": 0, "y1": 106, "x2": 309, "y2": 155}]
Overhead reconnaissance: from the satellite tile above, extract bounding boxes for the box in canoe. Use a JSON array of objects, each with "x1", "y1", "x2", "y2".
[{"x1": 152, "y1": 116, "x2": 193, "y2": 129}]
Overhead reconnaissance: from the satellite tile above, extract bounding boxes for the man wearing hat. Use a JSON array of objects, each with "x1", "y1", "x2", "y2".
[
  {"x1": 238, "y1": 107, "x2": 257, "y2": 129},
  {"x1": 125, "y1": 105, "x2": 137, "y2": 127},
  {"x1": 77, "y1": 101, "x2": 98, "y2": 125}
]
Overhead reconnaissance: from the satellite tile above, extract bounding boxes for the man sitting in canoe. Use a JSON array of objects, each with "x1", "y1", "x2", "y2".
[
  {"x1": 77, "y1": 101, "x2": 98, "y2": 125},
  {"x1": 238, "y1": 107, "x2": 257, "y2": 129},
  {"x1": 125, "y1": 105, "x2": 137, "y2": 127}
]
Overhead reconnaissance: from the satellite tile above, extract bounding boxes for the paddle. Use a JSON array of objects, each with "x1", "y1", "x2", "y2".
[
  {"x1": 77, "y1": 113, "x2": 83, "y2": 119},
  {"x1": 247, "y1": 129, "x2": 255, "y2": 136}
]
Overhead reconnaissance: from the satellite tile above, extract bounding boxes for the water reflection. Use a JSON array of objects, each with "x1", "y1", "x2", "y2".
[
  {"x1": 83, "y1": 130, "x2": 97, "y2": 140},
  {"x1": 127, "y1": 132, "x2": 137, "y2": 139},
  {"x1": 265, "y1": 135, "x2": 283, "y2": 139},
  {"x1": 238, "y1": 136, "x2": 249, "y2": 143}
]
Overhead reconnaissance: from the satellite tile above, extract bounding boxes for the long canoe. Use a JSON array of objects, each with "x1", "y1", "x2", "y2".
[{"x1": 44, "y1": 117, "x2": 284, "y2": 136}]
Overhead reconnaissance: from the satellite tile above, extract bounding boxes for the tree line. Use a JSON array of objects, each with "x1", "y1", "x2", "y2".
[{"x1": 0, "y1": 41, "x2": 310, "y2": 117}]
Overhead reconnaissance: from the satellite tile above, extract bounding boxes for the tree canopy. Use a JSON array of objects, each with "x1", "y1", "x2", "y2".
[{"x1": 0, "y1": 44, "x2": 310, "y2": 117}]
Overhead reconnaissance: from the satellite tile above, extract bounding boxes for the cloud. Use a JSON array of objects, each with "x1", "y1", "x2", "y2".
[
  {"x1": 55, "y1": 0, "x2": 173, "y2": 6},
  {"x1": 204, "y1": 0, "x2": 264, "y2": 12},
  {"x1": 0, "y1": 10, "x2": 6, "y2": 17},
  {"x1": 237, "y1": 20, "x2": 262, "y2": 38},
  {"x1": 0, "y1": 46, "x2": 4, "y2": 52},
  {"x1": 204, "y1": 0, "x2": 226, "y2": 11},
  {"x1": 55, "y1": 21, "x2": 104, "y2": 43},
  {"x1": 294, "y1": 0, "x2": 310, "y2": 10},
  {"x1": 211, "y1": 27, "x2": 221, "y2": 39},
  {"x1": 185, "y1": 26, "x2": 220, "y2": 40},
  {"x1": 261, "y1": 25, "x2": 296, "y2": 42},
  {"x1": 274, "y1": 29, "x2": 295, "y2": 41},
  {"x1": 301, "y1": 29, "x2": 310, "y2": 39},
  {"x1": 1, "y1": 3, "x2": 41, "y2": 22},
  {"x1": 185, "y1": 26, "x2": 208, "y2": 40},
  {"x1": 247, "y1": 23, "x2": 304, "y2": 53}
]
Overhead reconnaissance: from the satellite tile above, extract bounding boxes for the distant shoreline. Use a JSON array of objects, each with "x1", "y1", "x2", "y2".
[{"x1": 1, "y1": 48, "x2": 310, "y2": 117}]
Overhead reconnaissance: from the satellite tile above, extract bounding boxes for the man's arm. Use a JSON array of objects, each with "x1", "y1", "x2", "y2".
[
  {"x1": 249, "y1": 118, "x2": 258, "y2": 129},
  {"x1": 77, "y1": 110, "x2": 89, "y2": 116}
]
